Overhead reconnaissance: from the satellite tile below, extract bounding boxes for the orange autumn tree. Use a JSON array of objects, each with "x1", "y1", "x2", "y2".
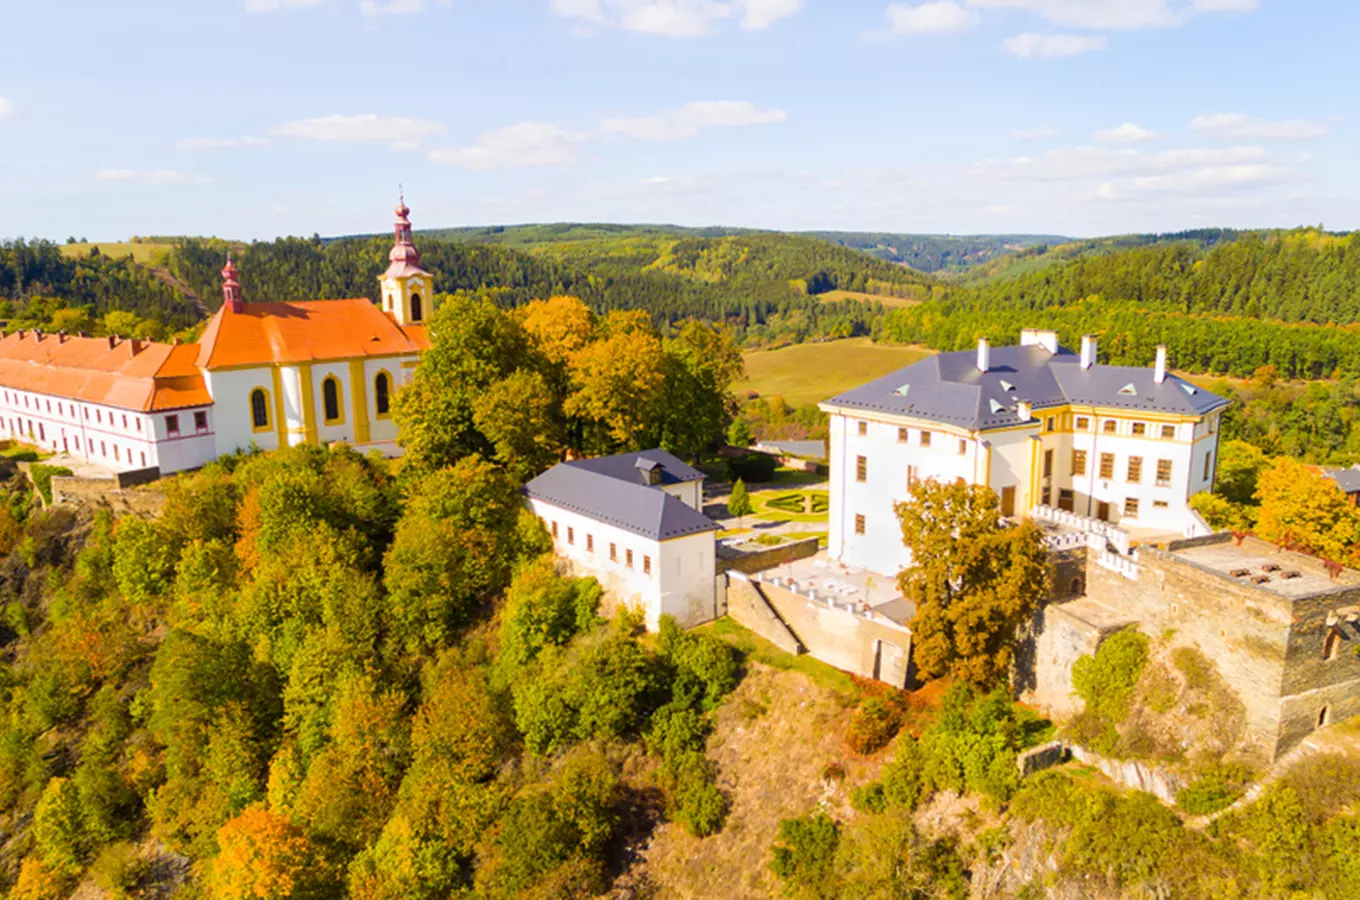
[
  {"x1": 207, "y1": 805, "x2": 334, "y2": 900},
  {"x1": 1254, "y1": 457, "x2": 1360, "y2": 565}
]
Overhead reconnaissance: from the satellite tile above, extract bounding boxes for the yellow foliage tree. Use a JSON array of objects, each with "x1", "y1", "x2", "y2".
[
  {"x1": 207, "y1": 805, "x2": 332, "y2": 900},
  {"x1": 564, "y1": 329, "x2": 667, "y2": 449},
  {"x1": 8, "y1": 857, "x2": 72, "y2": 900},
  {"x1": 1254, "y1": 458, "x2": 1360, "y2": 564},
  {"x1": 519, "y1": 295, "x2": 595, "y2": 366}
]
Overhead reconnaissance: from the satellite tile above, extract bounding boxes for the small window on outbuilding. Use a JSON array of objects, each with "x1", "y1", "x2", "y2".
[{"x1": 1324, "y1": 629, "x2": 1344, "y2": 661}]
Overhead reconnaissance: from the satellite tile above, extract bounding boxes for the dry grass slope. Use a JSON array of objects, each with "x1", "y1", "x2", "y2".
[
  {"x1": 816, "y1": 289, "x2": 922, "y2": 308},
  {"x1": 736, "y1": 337, "x2": 935, "y2": 408}
]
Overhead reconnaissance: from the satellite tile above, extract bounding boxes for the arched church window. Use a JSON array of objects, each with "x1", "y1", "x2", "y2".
[
  {"x1": 322, "y1": 376, "x2": 342, "y2": 424},
  {"x1": 250, "y1": 388, "x2": 270, "y2": 431},
  {"x1": 375, "y1": 371, "x2": 391, "y2": 417},
  {"x1": 410, "y1": 293, "x2": 423, "y2": 322}
]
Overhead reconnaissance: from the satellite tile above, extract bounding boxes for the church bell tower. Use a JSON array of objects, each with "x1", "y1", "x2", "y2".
[{"x1": 378, "y1": 191, "x2": 432, "y2": 326}]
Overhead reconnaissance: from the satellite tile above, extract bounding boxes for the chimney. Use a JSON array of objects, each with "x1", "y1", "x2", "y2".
[
  {"x1": 130, "y1": 338, "x2": 146, "y2": 355},
  {"x1": 222, "y1": 253, "x2": 245, "y2": 313},
  {"x1": 1016, "y1": 400, "x2": 1032, "y2": 421},
  {"x1": 108, "y1": 335, "x2": 119, "y2": 349},
  {"x1": 1081, "y1": 335, "x2": 1097, "y2": 370},
  {"x1": 1154, "y1": 345, "x2": 1168, "y2": 384},
  {"x1": 977, "y1": 338, "x2": 991, "y2": 373}
]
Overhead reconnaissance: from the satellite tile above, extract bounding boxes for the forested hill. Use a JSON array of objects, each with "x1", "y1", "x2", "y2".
[
  {"x1": 805, "y1": 231, "x2": 1065, "y2": 273},
  {"x1": 883, "y1": 228, "x2": 1360, "y2": 381}
]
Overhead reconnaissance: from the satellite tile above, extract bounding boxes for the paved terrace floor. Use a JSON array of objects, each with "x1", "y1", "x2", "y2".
[
  {"x1": 757, "y1": 551, "x2": 913, "y2": 625},
  {"x1": 1171, "y1": 537, "x2": 1360, "y2": 600}
]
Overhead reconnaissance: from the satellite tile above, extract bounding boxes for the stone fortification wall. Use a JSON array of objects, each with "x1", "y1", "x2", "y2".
[
  {"x1": 718, "y1": 537, "x2": 820, "y2": 575},
  {"x1": 1027, "y1": 597, "x2": 1136, "y2": 717},
  {"x1": 50, "y1": 476, "x2": 165, "y2": 519},
  {"x1": 726, "y1": 573, "x2": 802, "y2": 656}
]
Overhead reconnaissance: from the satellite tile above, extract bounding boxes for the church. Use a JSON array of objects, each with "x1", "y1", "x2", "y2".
[{"x1": 0, "y1": 198, "x2": 433, "y2": 474}]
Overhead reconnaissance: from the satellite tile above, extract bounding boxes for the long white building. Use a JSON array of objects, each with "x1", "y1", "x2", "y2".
[
  {"x1": 820, "y1": 330, "x2": 1230, "y2": 576},
  {"x1": 0, "y1": 198, "x2": 431, "y2": 474}
]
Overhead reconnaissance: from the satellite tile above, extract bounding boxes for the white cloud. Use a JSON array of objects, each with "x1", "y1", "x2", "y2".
[
  {"x1": 600, "y1": 100, "x2": 786, "y2": 141},
  {"x1": 1013, "y1": 126, "x2": 1059, "y2": 139},
  {"x1": 270, "y1": 114, "x2": 446, "y2": 149},
  {"x1": 1130, "y1": 163, "x2": 1287, "y2": 194},
  {"x1": 95, "y1": 169, "x2": 213, "y2": 186},
  {"x1": 549, "y1": 0, "x2": 799, "y2": 37},
  {"x1": 1095, "y1": 122, "x2": 1160, "y2": 144},
  {"x1": 176, "y1": 135, "x2": 271, "y2": 151},
  {"x1": 1189, "y1": 112, "x2": 1331, "y2": 141},
  {"x1": 1003, "y1": 32, "x2": 1107, "y2": 58},
  {"x1": 244, "y1": 0, "x2": 325, "y2": 11},
  {"x1": 966, "y1": 0, "x2": 1254, "y2": 30},
  {"x1": 738, "y1": 0, "x2": 803, "y2": 30},
  {"x1": 360, "y1": 0, "x2": 432, "y2": 15},
  {"x1": 428, "y1": 122, "x2": 588, "y2": 170},
  {"x1": 882, "y1": 1, "x2": 980, "y2": 35},
  {"x1": 976, "y1": 144, "x2": 1268, "y2": 182},
  {"x1": 0, "y1": 97, "x2": 13, "y2": 119}
]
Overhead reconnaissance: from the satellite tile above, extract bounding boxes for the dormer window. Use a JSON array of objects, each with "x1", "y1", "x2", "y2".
[
  {"x1": 999, "y1": 380, "x2": 1016, "y2": 392},
  {"x1": 1118, "y1": 383, "x2": 1138, "y2": 396}
]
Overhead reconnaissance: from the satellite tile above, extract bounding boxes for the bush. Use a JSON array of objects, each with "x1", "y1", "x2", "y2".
[
  {"x1": 27, "y1": 465, "x2": 72, "y2": 505},
  {"x1": 846, "y1": 696, "x2": 902, "y2": 755},
  {"x1": 725, "y1": 453, "x2": 777, "y2": 484},
  {"x1": 1177, "y1": 760, "x2": 1254, "y2": 815},
  {"x1": 90, "y1": 842, "x2": 150, "y2": 899},
  {"x1": 664, "y1": 751, "x2": 729, "y2": 837},
  {"x1": 771, "y1": 812, "x2": 840, "y2": 897},
  {"x1": 1072, "y1": 628, "x2": 1149, "y2": 720}
]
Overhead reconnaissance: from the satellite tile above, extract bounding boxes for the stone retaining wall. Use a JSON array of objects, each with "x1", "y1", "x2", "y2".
[{"x1": 719, "y1": 537, "x2": 820, "y2": 575}]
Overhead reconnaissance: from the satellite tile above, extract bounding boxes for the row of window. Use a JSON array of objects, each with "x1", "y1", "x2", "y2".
[
  {"x1": 3, "y1": 390, "x2": 145, "y2": 435},
  {"x1": 550, "y1": 520, "x2": 653, "y2": 575},
  {"x1": 855, "y1": 413, "x2": 1209, "y2": 446},
  {"x1": 2, "y1": 417, "x2": 150, "y2": 467},
  {"x1": 856, "y1": 420, "x2": 970, "y2": 456},
  {"x1": 165, "y1": 411, "x2": 210, "y2": 437},
  {"x1": 248, "y1": 372, "x2": 393, "y2": 432},
  {"x1": 1064, "y1": 450, "x2": 1178, "y2": 486}
]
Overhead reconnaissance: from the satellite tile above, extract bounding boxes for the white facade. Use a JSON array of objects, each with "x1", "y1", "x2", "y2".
[
  {"x1": 824, "y1": 336, "x2": 1226, "y2": 578},
  {"x1": 527, "y1": 497, "x2": 720, "y2": 630},
  {"x1": 0, "y1": 386, "x2": 216, "y2": 474}
]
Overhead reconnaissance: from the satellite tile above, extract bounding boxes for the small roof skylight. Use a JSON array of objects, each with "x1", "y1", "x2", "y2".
[
  {"x1": 1118, "y1": 383, "x2": 1138, "y2": 396},
  {"x1": 893, "y1": 384, "x2": 910, "y2": 397},
  {"x1": 988, "y1": 398, "x2": 1006, "y2": 414},
  {"x1": 1179, "y1": 382, "x2": 1198, "y2": 396},
  {"x1": 999, "y1": 380, "x2": 1016, "y2": 392}
]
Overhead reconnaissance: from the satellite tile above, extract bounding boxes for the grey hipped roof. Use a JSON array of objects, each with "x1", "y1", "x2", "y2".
[
  {"x1": 1323, "y1": 466, "x2": 1360, "y2": 495},
  {"x1": 524, "y1": 450, "x2": 717, "y2": 541},
  {"x1": 564, "y1": 447, "x2": 706, "y2": 486},
  {"x1": 822, "y1": 343, "x2": 1229, "y2": 431}
]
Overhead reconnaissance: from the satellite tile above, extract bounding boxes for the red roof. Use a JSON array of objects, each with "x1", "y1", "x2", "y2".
[
  {"x1": 0, "y1": 331, "x2": 212, "y2": 412},
  {"x1": 195, "y1": 299, "x2": 429, "y2": 369}
]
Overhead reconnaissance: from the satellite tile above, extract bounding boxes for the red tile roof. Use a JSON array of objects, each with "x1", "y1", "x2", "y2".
[
  {"x1": 0, "y1": 331, "x2": 212, "y2": 412},
  {"x1": 195, "y1": 299, "x2": 428, "y2": 369}
]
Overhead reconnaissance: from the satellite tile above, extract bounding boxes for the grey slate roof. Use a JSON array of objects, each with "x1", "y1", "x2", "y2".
[
  {"x1": 821, "y1": 343, "x2": 1229, "y2": 431},
  {"x1": 524, "y1": 450, "x2": 718, "y2": 541},
  {"x1": 1323, "y1": 466, "x2": 1360, "y2": 495},
  {"x1": 755, "y1": 439, "x2": 828, "y2": 461},
  {"x1": 564, "y1": 447, "x2": 706, "y2": 486}
]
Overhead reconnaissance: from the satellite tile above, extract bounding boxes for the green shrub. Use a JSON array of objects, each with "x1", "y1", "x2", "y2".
[
  {"x1": 664, "y1": 751, "x2": 729, "y2": 838},
  {"x1": 90, "y1": 842, "x2": 150, "y2": 899},
  {"x1": 771, "y1": 811, "x2": 840, "y2": 897},
  {"x1": 1177, "y1": 761, "x2": 1254, "y2": 815},
  {"x1": 28, "y1": 465, "x2": 72, "y2": 505},
  {"x1": 1071, "y1": 628, "x2": 1149, "y2": 721},
  {"x1": 726, "y1": 453, "x2": 777, "y2": 484},
  {"x1": 645, "y1": 704, "x2": 708, "y2": 759},
  {"x1": 33, "y1": 778, "x2": 88, "y2": 870}
]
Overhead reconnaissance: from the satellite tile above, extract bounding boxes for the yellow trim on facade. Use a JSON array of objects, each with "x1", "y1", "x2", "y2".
[
  {"x1": 203, "y1": 350, "x2": 420, "y2": 374},
  {"x1": 270, "y1": 367, "x2": 288, "y2": 448},
  {"x1": 349, "y1": 360, "x2": 370, "y2": 443},
  {"x1": 373, "y1": 368, "x2": 393, "y2": 420},
  {"x1": 1026, "y1": 435, "x2": 1041, "y2": 515},
  {"x1": 320, "y1": 375, "x2": 346, "y2": 427},
  {"x1": 299, "y1": 363, "x2": 318, "y2": 444}
]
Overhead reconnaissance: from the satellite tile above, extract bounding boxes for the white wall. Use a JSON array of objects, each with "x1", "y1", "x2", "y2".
[
  {"x1": 207, "y1": 366, "x2": 283, "y2": 456},
  {"x1": 660, "y1": 479, "x2": 703, "y2": 511},
  {"x1": 527, "y1": 497, "x2": 718, "y2": 630}
]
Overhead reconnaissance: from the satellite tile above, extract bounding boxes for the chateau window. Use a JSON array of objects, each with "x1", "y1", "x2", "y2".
[
  {"x1": 1209, "y1": 416, "x2": 1217, "y2": 434},
  {"x1": 38, "y1": 423, "x2": 44, "y2": 441},
  {"x1": 140, "y1": 452, "x2": 146, "y2": 467},
  {"x1": 567, "y1": 526, "x2": 574, "y2": 545},
  {"x1": 551, "y1": 521, "x2": 558, "y2": 539},
  {"x1": 1127, "y1": 456, "x2": 1143, "y2": 483},
  {"x1": 1204, "y1": 453, "x2": 1213, "y2": 481},
  {"x1": 374, "y1": 372, "x2": 392, "y2": 417},
  {"x1": 586, "y1": 534, "x2": 594, "y2": 553},
  {"x1": 96, "y1": 409, "x2": 101, "y2": 423},
  {"x1": 1099, "y1": 453, "x2": 1115, "y2": 479},
  {"x1": 1043, "y1": 449, "x2": 1054, "y2": 478},
  {"x1": 858, "y1": 421, "x2": 867, "y2": 436},
  {"x1": 250, "y1": 389, "x2": 270, "y2": 431},
  {"x1": 1058, "y1": 489, "x2": 1075, "y2": 512},
  {"x1": 166, "y1": 415, "x2": 180, "y2": 437},
  {"x1": 1102, "y1": 419, "x2": 1117, "y2": 434},
  {"x1": 114, "y1": 445, "x2": 120, "y2": 462},
  {"x1": 907, "y1": 465, "x2": 918, "y2": 488},
  {"x1": 626, "y1": 549, "x2": 634, "y2": 569},
  {"x1": 1153, "y1": 500, "x2": 1168, "y2": 509},
  {"x1": 897, "y1": 427, "x2": 908, "y2": 443},
  {"x1": 1041, "y1": 486, "x2": 1052, "y2": 506},
  {"x1": 1156, "y1": 459, "x2": 1173, "y2": 487},
  {"x1": 854, "y1": 514, "x2": 866, "y2": 535},
  {"x1": 122, "y1": 414, "x2": 128, "y2": 429},
  {"x1": 194, "y1": 411, "x2": 208, "y2": 433},
  {"x1": 1125, "y1": 498, "x2": 1140, "y2": 519},
  {"x1": 1045, "y1": 417, "x2": 1055, "y2": 432},
  {"x1": 322, "y1": 376, "x2": 343, "y2": 424},
  {"x1": 1132, "y1": 422, "x2": 1146, "y2": 437},
  {"x1": 410, "y1": 293, "x2": 423, "y2": 322},
  {"x1": 920, "y1": 430, "x2": 932, "y2": 448},
  {"x1": 136, "y1": 418, "x2": 142, "y2": 432},
  {"x1": 1072, "y1": 450, "x2": 1087, "y2": 477},
  {"x1": 856, "y1": 456, "x2": 867, "y2": 482},
  {"x1": 957, "y1": 438, "x2": 967, "y2": 456},
  {"x1": 643, "y1": 555, "x2": 651, "y2": 576},
  {"x1": 100, "y1": 441, "x2": 106, "y2": 457},
  {"x1": 610, "y1": 543, "x2": 617, "y2": 562},
  {"x1": 45, "y1": 400, "x2": 50, "y2": 413},
  {"x1": 1161, "y1": 424, "x2": 1176, "y2": 439}
]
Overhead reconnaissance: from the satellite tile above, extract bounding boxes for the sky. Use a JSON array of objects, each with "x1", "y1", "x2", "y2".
[{"x1": 1, "y1": 0, "x2": 1356, "y2": 240}]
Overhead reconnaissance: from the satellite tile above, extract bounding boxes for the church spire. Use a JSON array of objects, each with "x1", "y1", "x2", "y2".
[
  {"x1": 378, "y1": 192, "x2": 432, "y2": 326},
  {"x1": 387, "y1": 187, "x2": 423, "y2": 272},
  {"x1": 222, "y1": 253, "x2": 244, "y2": 313}
]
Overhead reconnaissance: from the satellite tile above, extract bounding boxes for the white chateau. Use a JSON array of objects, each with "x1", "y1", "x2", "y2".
[
  {"x1": 820, "y1": 330, "x2": 1230, "y2": 576},
  {"x1": 0, "y1": 198, "x2": 432, "y2": 474}
]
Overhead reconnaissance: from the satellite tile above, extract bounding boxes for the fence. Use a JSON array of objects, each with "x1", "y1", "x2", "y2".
[
  {"x1": 1095, "y1": 549, "x2": 1140, "y2": 581},
  {"x1": 1032, "y1": 504, "x2": 1132, "y2": 555}
]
